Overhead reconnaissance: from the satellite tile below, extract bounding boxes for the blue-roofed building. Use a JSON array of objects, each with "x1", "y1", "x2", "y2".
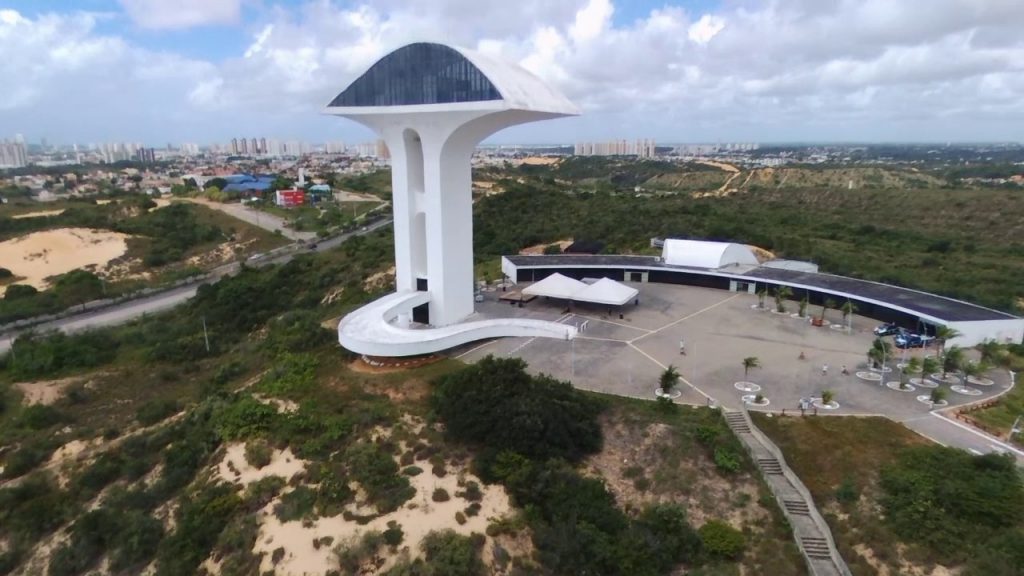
[{"x1": 222, "y1": 174, "x2": 275, "y2": 194}]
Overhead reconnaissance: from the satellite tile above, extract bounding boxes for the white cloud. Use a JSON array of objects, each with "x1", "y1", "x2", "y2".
[
  {"x1": 687, "y1": 14, "x2": 724, "y2": 44},
  {"x1": 3, "y1": 1, "x2": 1024, "y2": 143},
  {"x1": 118, "y1": 0, "x2": 241, "y2": 30}
]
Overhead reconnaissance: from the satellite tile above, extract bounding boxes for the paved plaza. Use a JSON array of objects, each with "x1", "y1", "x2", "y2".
[{"x1": 456, "y1": 281, "x2": 1023, "y2": 461}]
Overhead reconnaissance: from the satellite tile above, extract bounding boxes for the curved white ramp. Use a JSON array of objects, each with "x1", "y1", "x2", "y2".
[{"x1": 338, "y1": 291, "x2": 576, "y2": 357}]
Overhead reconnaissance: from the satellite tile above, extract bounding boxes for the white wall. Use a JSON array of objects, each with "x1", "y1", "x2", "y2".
[{"x1": 948, "y1": 319, "x2": 1024, "y2": 347}]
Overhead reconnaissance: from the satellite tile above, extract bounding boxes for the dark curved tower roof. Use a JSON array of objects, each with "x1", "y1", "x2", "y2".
[{"x1": 328, "y1": 42, "x2": 503, "y2": 107}]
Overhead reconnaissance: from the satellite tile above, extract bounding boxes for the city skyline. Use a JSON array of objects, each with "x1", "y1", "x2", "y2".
[{"x1": 2, "y1": 0, "x2": 1024, "y2": 145}]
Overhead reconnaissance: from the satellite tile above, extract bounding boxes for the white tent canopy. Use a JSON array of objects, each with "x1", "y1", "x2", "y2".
[
  {"x1": 573, "y1": 277, "x2": 639, "y2": 306},
  {"x1": 523, "y1": 274, "x2": 638, "y2": 306},
  {"x1": 522, "y1": 272, "x2": 587, "y2": 299},
  {"x1": 662, "y1": 239, "x2": 759, "y2": 269}
]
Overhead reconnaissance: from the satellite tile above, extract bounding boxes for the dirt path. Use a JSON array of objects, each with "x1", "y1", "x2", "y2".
[{"x1": 695, "y1": 160, "x2": 740, "y2": 173}]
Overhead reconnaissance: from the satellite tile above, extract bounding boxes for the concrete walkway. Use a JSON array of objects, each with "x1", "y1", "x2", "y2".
[{"x1": 725, "y1": 409, "x2": 851, "y2": 576}]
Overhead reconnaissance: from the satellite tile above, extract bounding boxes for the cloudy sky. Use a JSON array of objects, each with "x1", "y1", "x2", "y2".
[{"x1": 1, "y1": 0, "x2": 1023, "y2": 146}]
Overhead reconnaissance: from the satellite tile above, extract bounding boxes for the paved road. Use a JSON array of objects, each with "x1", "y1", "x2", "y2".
[
  {"x1": 899, "y1": 410, "x2": 1024, "y2": 464},
  {"x1": 0, "y1": 219, "x2": 392, "y2": 355}
]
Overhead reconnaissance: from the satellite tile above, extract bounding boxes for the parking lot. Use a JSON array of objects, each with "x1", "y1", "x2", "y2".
[{"x1": 456, "y1": 282, "x2": 1010, "y2": 421}]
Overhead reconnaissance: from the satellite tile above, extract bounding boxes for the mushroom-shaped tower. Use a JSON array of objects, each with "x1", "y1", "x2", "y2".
[{"x1": 325, "y1": 42, "x2": 580, "y2": 357}]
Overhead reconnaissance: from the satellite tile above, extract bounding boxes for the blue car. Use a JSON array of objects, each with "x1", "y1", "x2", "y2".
[
  {"x1": 873, "y1": 323, "x2": 903, "y2": 337},
  {"x1": 895, "y1": 333, "x2": 935, "y2": 349}
]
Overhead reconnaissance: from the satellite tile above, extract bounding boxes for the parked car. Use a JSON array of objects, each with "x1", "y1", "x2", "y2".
[
  {"x1": 873, "y1": 323, "x2": 902, "y2": 336},
  {"x1": 895, "y1": 333, "x2": 935, "y2": 349}
]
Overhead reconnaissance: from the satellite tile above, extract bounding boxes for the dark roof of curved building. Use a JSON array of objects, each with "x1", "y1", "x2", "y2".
[
  {"x1": 504, "y1": 254, "x2": 1018, "y2": 323},
  {"x1": 328, "y1": 42, "x2": 502, "y2": 107}
]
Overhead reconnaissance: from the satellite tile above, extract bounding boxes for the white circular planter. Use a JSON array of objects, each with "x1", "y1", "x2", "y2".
[
  {"x1": 966, "y1": 376, "x2": 994, "y2": 386},
  {"x1": 751, "y1": 304, "x2": 766, "y2": 310},
  {"x1": 910, "y1": 377, "x2": 938, "y2": 389},
  {"x1": 829, "y1": 324, "x2": 845, "y2": 331},
  {"x1": 734, "y1": 381, "x2": 762, "y2": 392},
  {"x1": 917, "y1": 395, "x2": 948, "y2": 408},
  {"x1": 930, "y1": 373, "x2": 960, "y2": 384},
  {"x1": 813, "y1": 399, "x2": 840, "y2": 410},
  {"x1": 654, "y1": 388, "x2": 681, "y2": 399},
  {"x1": 869, "y1": 365, "x2": 893, "y2": 373},
  {"x1": 950, "y1": 385, "x2": 982, "y2": 396},
  {"x1": 790, "y1": 313, "x2": 804, "y2": 319},
  {"x1": 742, "y1": 394, "x2": 770, "y2": 407},
  {"x1": 885, "y1": 381, "x2": 916, "y2": 392},
  {"x1": 856, "y1": 371, "x2": 882, "y2": 382}
]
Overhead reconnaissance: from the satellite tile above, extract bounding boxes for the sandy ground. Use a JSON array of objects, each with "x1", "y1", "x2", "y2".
[
  {"x1": 363, "y1": 266, "x2": 396, "y2": 291},
  {"x1": 0, "y1": 227, "x2": 132, "y2": 293},
  {"x1": 14, "y1": 376, "x2": 87, "y2": 405},
  {"x1": 695, "y1": 159, "x2": 740, "y2": 172},
  {"x1": 334, "y1": 190, "x2": 382, "y2": 203},
  {"x1": 252, "y1": 431, "x2": 513, "y2": 575},
  {"x1": 10, "y1": 209, "x2": 65, "y2": 219},
  {"x1": 215, "y1": 443, "x2": 307, "y2": 486},
  {"x1": 518, "y1": 238, "x2": 573, "y2": 255},
  {"x1": 519, "y1": 156, "x2": 560, "y2": 166}
]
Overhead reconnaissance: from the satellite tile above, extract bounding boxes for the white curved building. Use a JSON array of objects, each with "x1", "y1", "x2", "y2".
[
  {"x1": 661, "y1": 239, "x2": 760, "y2": 269},
  {"x1": 325, "y1": 42, "x2": 580, "y2": 357}
]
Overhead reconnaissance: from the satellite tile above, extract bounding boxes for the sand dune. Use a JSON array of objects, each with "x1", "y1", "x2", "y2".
[{"x1": 0, "y1": 227, "x2": 131, "y2": 294}]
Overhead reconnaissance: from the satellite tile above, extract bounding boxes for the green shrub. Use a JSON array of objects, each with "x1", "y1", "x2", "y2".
[
  {"x1": 699, "y1": 520, "x2": 745, "y2": 560},
  {"x1": 274, "y1": 486, "x2": 317, "y2": 522},
  {"x1": 136, "y1": 399, "x2": 180, "y2": 426},
  {"x1": 244, "y1": 440, "x2": 273, "y2": 469},
  {"x1": 431, "y1": 356, "x2": 604, "y2": 463},
  {"x1": 384, "y1": 521, "x2": 404, "y2": 547},
  {"x1": 713, "y1": 447, "x2": 741, "y2": 474},
  {"x1": 419, "y1": 530, "x2": 486, "y2": 576},
  {"x1": 432, "y1": 488, "x2": 450, "y2": 502},
  {"x1": 155, "y1": 485, "x2": 240, "y2": 576},
  {"x1": 18, "y1": 404, "x2": 66, "y2": 430},
  {"x1": 402, "y1": 465, "x2": 423, "y2": 476},
  {"x1": 344, "y1": 443, "x2": 414, "y2": 513}
]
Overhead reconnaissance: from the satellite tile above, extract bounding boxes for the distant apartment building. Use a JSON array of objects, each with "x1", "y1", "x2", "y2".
[
  {"x1": 324, "y1": 140, "x2": 347, "y2": 154},
  {"x1": 354, "y1": 139, "x2": 390, "y2": 160},
  {"x1": 0, "y1": 139, "x2": 28, "y2": 168},
  {"x1": 134, "y1": 147, "x2": 156, "y2": 163},
  {"x1": 574, "y1": 138, "x2": 656, "y2": 158}
]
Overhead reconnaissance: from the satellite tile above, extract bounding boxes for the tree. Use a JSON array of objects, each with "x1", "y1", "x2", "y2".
[
  {"x1": 942, "y1": 346, "x2": 964, "y2": 379},
  {"x1": 821, "y1": 389, "x2": 835, "y2": 405},
  {"x1": 905, "y1": 357, "x2": 922, "y2": 375},
  {"x1": 659, "y1": 365, "x2": 679, "y2": 395},
  {"x1": 819, "y1": 298, "x2": 837, "y2": 323},
  {"x1": 867, "y1": 338, "x2": 892, "y2": 369},
  {"x1": 756, "y1": 289, "x2": 767, "y2": 309},
  {"x1": 841, "y1": 300, "x2": 858, "y2": 330},
  {"x1": 934, "y1": 325, "x2": 962, "y2": 357},
  {"x1": 976, "y1": 340, "x2": 1009, "y2": 368},
  {"x1": 798, "y1": 295, "x2": 809, "y2": 318},
  {"x1": 542, "y1": 244, "x2": 562, "y2": 255},
  {"x1": 431, "y1": 356, "x2": 604, "y2": 463},
  {"x1": 53, "y1": 269, "x2": 104, "y2": 309},
  {"x1": 774, "y1": 286, "x2": 792, "y2": 313},
  {"x1": 930, "y1": 387, "x2": 946, "y2": 404},
  {"x1": 742, "y1": 357, "x2": 760, "y2": 380},
  {"x1": 921, "y1": 357, "x2": 940, "y2": 379},
  {"x1": 960, "y1": 361, "x2": 986, "y2": 388},
  {"x1": 4, "y1": 284, "x2": 38, "y2": 300}
]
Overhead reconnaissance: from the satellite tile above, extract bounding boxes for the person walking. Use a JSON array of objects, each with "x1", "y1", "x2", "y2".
[
  {"x1": 841, "y1": 364, "x2": 849, "y2": 375},
  {"x1": 822, "y1": 364, "x2": 829, "y2": 376},
  {"x1": 679, "y1": 339, "x2": 687, "y2": 355}
]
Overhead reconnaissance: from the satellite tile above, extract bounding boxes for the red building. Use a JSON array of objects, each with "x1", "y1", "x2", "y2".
[{"x1": 274, "y1": 188, "x2": 305, "y2": 207}]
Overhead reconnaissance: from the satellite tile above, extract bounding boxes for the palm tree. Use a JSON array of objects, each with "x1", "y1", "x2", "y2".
[
  {"x1": 921, "y1": 357, "x2": 940, "y2": 379},
  {"x1": 975, "y1": 340, "x2": 1008, "y2": 368},
  {"x1": 798, "y1": 295, "x2": 809, "y2": 318},
  {"x1": 905, "y1": 356, "x2": 922, "y2": 375},
  {"x1": 867, "y1": 338, "x2": 892, "y2": 369},
  {"x1": 742, "y1": 357, "x2": 760, "y2": 380},
  {"x1": 818, "y1": 298, "x2": 837, "y2": 324},
  {"x1": 821, "y1": 389, "x2": 835, "y2": 405},
  {"x1": 775, "y1": 286, "x2": 793, "y2": 313},
  {"x1": 930, "y1": 388, "x2": 947, "y2": 405},
  {"x1": 841, "y1": 301, "x2": 858, "y2": 331},
  {"x1": 942, "y1": 346, "x2": 964, "y2": 379},
  {"x1": 659, "y1": 365, "x2": 680, "y2": 395},
  {"x1": 960, "y1": 360, "x2": 986, "y2": 388},
  {"x1": 934, "y1": 326, "x2": 962, "y2": 357},
  {"x1": 756, "y1": 289, "x2": 767, "y2": 309},
  {"x1": 899, "y1": 368, "x2": 911, "y2": 390}
]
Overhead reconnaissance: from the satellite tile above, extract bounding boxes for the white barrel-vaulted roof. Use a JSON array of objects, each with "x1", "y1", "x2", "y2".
[
  {"x1": 324, "y1": 42, "x2": 579, "y2": 116},
  {"x1": 662, "y1": 239, "x2": 760, "y2": 269}
]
